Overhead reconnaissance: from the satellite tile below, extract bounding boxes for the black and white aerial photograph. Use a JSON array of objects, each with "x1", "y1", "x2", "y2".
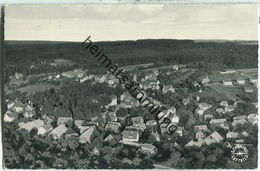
[{"x1": 0, "y1": 3, "x2": 258, "y2": 170}]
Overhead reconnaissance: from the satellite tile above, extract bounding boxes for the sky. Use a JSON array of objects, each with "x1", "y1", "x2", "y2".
[{"x1": 5, "y1": 4, "x2": 259, "y2": 41}]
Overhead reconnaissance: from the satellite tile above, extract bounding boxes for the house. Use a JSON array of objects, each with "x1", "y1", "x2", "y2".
[
  {"x1": 193, "y1": 81, "x2": 201, "y2": 88},
  {"x1": 203, "y1": 131, "x2": 224, "y2": 145},
  {"x1": 38, "y1": 124, "x2": 53, "y2": 135},
  {"x1": 198, "y1": 103, "x2": 212, "y2": 111},
  {"x1": 144, "y1": 81, "x2": 154, "y2": 89},
  {"x1": 152, "y1": 69, "x2": 159, "y2": 76},
  {"x1": 146, "y1": 120, "x2": 157, "y2": 128},
  {"x1": 105, "y1": 122, "x2": 121, "y2": 133},
  {"x1": 250, "y1": 78, "x2": 257, "y2": 84},
  {"x1": 132, "y1": 74, "x2": 138, "y2": 82},
  {"x1": 14, "y1": 72, "x2": 24, "y2": 79},
  {"x1": 220, "y1": 70, "x2": 236, "y2": 74},
  {"x1": 4, "y1": 111, "x2": 17, "y2": 122},
  {"x1": 24, "y1": 107, "x2": 36, "y2": 118},
  {"x1": 209, "y1": 118, "x2": 229, "y2": 129},
  {"x1": 182, "y1": 98, "x2": 191, "y2": 106},
  {"x1": 131, "y1": 116, "x2": 144, "y2": 125},
  {"x1": 162, "y1": 85, "x2": 175, "y2": 94},
  {"x1": 79, "y1": 126, "x2": 95, "y2": 143},
  {"x1": 25, "y1": 104, "x2": 34, "y2": 112},
  {"x1": 248, "y1": 113, "x2": 257, "y2": 125},
  {"x1": 252, "y1": 102, "x2": 258, "y2": 109},
  {"x1": 196, "y1": 130, "x2": 206, "y2": 140},
  {"x1": 150, "y1": 131, "x2": 161, "y2": 142},
  {"x1": 224, "y1": 142, "x2": 233, "y2": 148},
  {"x1": 196, "y1": 96, "x2": 200, "y2": 102},
  {"x1": 104, "y1": 134, "x2": 115, "y2": 142},
  {"x1": 106, "y1": 95, "x2": 118, "y2": 107},
  {"x1": 132, "y1": 122, "x2": 146, "y2": 133},
  {"x1": 216, "y1": 108, "x2": 225, "y2": 114},
  {"x1": 13, "y1": 101, "x2": 25, "y2": 113},
  {"x1": 175, "y1": 127, "x2": 184, "y2": 137},
  {"x1": 150, "y1": 81, "x2": 160, "y2": 90},
  {"x1": 65, "y1": 132, "x2": 79, "y2": 140},
  {"x1": 168, "y1": 107, "x2": 177, "y2": 115},
  {"x1": 49, "y1": 124, "x2": 67, "y2": 139},
  {"x1": 220, "y1": 100, "x2": 228, "y2": 107},
  {"x1": 42, "y1": 114, "x2": 55, "y2": 124},
  {"x1": 140, "y1": 143, "x2": 157, "y2": 155},
  {"x1": 122, "y1": 128, "x2": 139, "y2": 142},
  {"x1": 74, "y1": 119, "x2": 84, "y2": 129},
  {"x1": 196, "y1": 108, "x2": 205, "y2": 118},
  {"x1": 244, "y1": 87, "x2": 254, "y2": 93},
  {"x1": 19, "y1": 119, "x2": 44, "y2": 132},
  {"x1": 170, "y1": 114, "x2": 179, "y2": 124},
  {"x1": 61, "y1": 71, "x2": 75, "y2": 78},
  {"x1": 7, "y1": 101, "x2": 15, "y2": 109},
  {"x1": 204, "y1": 114, "x2": 213, "y2": 121},
  {"x1": 185, "y1": 140, "x2": 203, "y2": 148},
  {"x1": 223, "y1": 80, "x2": 233, "y2": 86},
  {"x1": 235, "y1": 139, "x2": 246, "y2": 144},
  {"x1": 226, "y1": 131, "x2": 240, "y2": 139},
  {"x1": 106, "y1": 112, "x2": 118, "y2": 122},
  {"x1": 55, "y1": 74, "x2": 61, "y2": 79},
  {"x1": 107, "y1": 79, "x2": 115, "y2": 85},
  {"x1": 172, "y1": 65, "x2": 179, "y2": 71},
  {"x1": 233, "y1": 115, "x2": 247, "y2": 120},
  {"x1": 47, "y1": 75, "x2": 53, "y2": 80},
  {"x1": 82, "y1": 120, "x2": 99, "y2": 127},
  {"x1": 237, "y1": 78, "x2": 245, "y2": 85},
  {"x1": 194, "y1": 125, "x2": 209, "y2": 132},
  {"x1": 104, "y1": 134, "x2": 121, "y2": 142},
  {"x1": 241, "y1": 131, "x2": 249, "y2": 138},
  {"x1": 232, "y1": 115, "x2": 247, "y2": 127},
  {"x1": 57, "y1": 117, "x2": 73, "y2": 125},
  {"x1": 92, "y1": 147, "x2": 100, "y2": 156},
  {"x1": 79, "y1": 126, "x2": 90, "y2": 134},
  {"x1": 95, "y1": 75, "x2": 106, "y2": 83},
  {"x1": 225, "y1": 105, "x2": 235, "y2": 113},
  {"x1": 202, "y1": 76, "x2": 210, "y2": 85}
]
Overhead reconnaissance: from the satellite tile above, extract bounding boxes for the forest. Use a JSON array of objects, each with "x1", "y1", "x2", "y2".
[{"x1": 4, "y1": 39, "x2": 258, "y2": 77}]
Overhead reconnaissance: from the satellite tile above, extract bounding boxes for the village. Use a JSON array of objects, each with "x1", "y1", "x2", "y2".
[{"x1": 4, "y1": 63, "x2": 258, "y2": 161}]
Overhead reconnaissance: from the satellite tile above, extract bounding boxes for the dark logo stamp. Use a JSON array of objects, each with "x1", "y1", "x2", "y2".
[{"x1": 231, "y1": 144, "x2": 248, "y2": 163}]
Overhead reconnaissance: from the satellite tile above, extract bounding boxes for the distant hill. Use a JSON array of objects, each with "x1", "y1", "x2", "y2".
[
  {"x1": 5, "y1": 40, "x2": 77, "y2": 45},
  {"x1": 4, "y1": 39, "x2": 258, "y2": 74}
]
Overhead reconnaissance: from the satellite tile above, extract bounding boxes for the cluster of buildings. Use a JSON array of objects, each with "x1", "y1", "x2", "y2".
[
  {"x1": 185, "y1": 99, "x2": 257, "y2": 148},
  {"x1": 5, "y1": 65, "x2": 258, "y2": 158},
  {"x1": 201, "y1": 72, "x2": 257, "y2": 91}
]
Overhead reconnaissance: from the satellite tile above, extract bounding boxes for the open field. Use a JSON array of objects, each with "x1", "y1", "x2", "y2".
[
  {"x1": 173, "y1": 69, "x2": 196, "y2": 84},
  {"x1": 239, "y1": 68, "x2": 258, "y2": 79},
  {"x1": 203, "y1": 83, "x2": 243, "y2": 101},
  {"x1": 209, "y1": 73, "x2": 249, "y2": 82},
  {"x1": 119, "y1": 63, "x2": 154, "y2": 71},
  {"x1": 209, "y1": 69, "x2": 258, "y2": 83},
  {"x1": 50, "y1": 58, "x2": 76, "y2": 66},
  {"x1": 18, "y1": 83, "x2": 60, "y2": 95}
]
